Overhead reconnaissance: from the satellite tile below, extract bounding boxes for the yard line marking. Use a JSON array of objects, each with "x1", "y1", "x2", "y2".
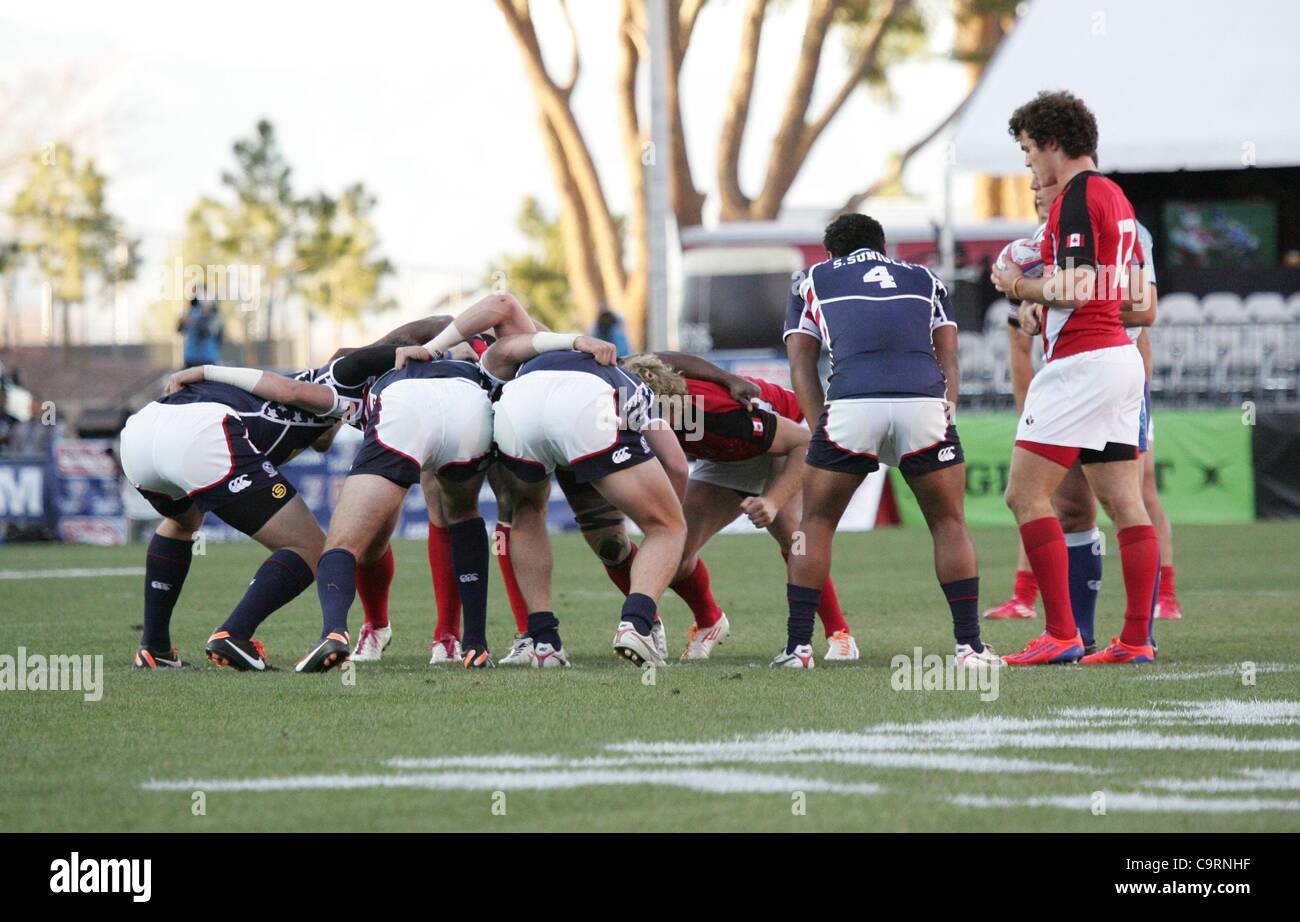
[
  {"x1": 948, "y1": 792, "x2": 1300, "y2": 814},
  {"x1": 0, "y1": 566, "x2": 145, "y2": 581},
  {"x1": 1135, "y1": 664, "x2": 1300, "y2": 682},
  {"x1": 1142, "y1": 770, "x2": 1300, "y2": 793},
  {"x1": 139, "y1": 768, "x2": 883, "y2": 796},
  {"x1": 385, "y1": 751, "x2": 1090, "y2": 775}
]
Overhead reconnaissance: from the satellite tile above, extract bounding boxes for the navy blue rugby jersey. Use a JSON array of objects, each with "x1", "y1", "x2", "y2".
[
  {"x1": 512, "y1": 350, "x2": 660, "y2": 432},
  {"x1": 784, "y1": 248, "x2": 955, "y2": 400},
  {"x1": 159, "y1": 355, "x2": 373, "y2": 466}
]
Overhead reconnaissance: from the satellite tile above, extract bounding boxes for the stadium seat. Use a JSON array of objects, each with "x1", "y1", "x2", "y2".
[
  {"x1": 1244, "y1": 291, "x2": 1289, "y2": 322},
  {"x1": 1156, "y1": 292, "x2": 1202, "y2": 325},
  {"x1": 1201, "y1": 292, "x2": 1247, "y2": 324},
  {"x1": 984, "y1": 299, "x2": 1013, "y2": 336}
]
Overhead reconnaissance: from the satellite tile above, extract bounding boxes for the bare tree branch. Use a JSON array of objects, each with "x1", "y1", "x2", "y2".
[
  {"x1": 556, "y1": 0, "x2": 581, "y2": 97},
  {"x1": 715, "y1": 0, "x2": 767, "y2": 220}
]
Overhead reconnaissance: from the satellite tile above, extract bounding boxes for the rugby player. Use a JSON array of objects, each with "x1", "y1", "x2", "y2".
[
  {"x1": 123, "y1": 342, "x2": 415, "y2": 671},
  {"x1": 987, "y1": 178, "x2": 1183, "y2": 638},
  {"x1": 618, "y1": 352, "x2": 859, "y2": 661},
  {"x1": 780, "y1": 213, "x2": 1000, "y2": 670},
  {"x1": 483, "y1": 332, "x2": 689, "y2": 667},
  {"x1": 294, "y1": 344, "x2": 498, "y2": 673},
  {"x1": 990, "y1": 91, "x2": 1159, "y2": 665}
]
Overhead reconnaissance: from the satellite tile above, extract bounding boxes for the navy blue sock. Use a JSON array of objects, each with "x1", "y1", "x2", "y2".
[
  {"x1": 219, "y1": 549, "x2": 315, "y2": 640},
  {"x1": 449, "y1": 518, "x2": 490, "y2": 648},
  {"x1": 620, "y1": 592, "x2": 657, "y2": 635},
  {"x1": 527, "y1": 611, "x2": 561, "y2": 648},
  {"x1": 1065, "y1": 530, "x2": 1102, "y2": 647},
  {"x1": 786, "y1": 584, "x2": 821, "y2": 653},
  {"x1": 142, "y1": 534, "x2": 193, "y2": 652},
  {"x1": 315, "y1": 548, "x2": 357, "y2": 639},
  {"x1": 942, "y1": 576, "x2": 982, "y2": 651}
]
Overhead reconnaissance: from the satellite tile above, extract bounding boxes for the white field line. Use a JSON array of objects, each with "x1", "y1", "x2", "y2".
[
  {"x1": 1142, "y1": 770, "x2": 1300, "y2": 793},
  {"x1": 385, "y1": 751, "x2": 1092, "y2": 775},
  {"x1": 0, "y1": 566, "x2": 145, "y2": 581},
  {"x1": 948, "y1": 792, "x2": 1300, "y2": 814},
  {"x1": 1135, "y1": 664, "x2": 1300, "y2": 682},
  {"x1": 139, "y1": 768, "x2": 882, "y2": 796}
]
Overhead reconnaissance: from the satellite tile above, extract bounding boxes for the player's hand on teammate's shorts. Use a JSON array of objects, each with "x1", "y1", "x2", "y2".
[
  {"x1": 942, "y1": 399, "x2": 956, "y2": 425},
  {"x1": 574, "y1": 335, "x2": 617, "y2": 366},
  {"x1": 164, "y1": 367, "x2": 205, "y2": 396},
  {"x1": 740, "y1": 495, "x2": 778, "y2": 529},
  {"x1": 1018, "y1": 301, "x2": 1044, "y2": 336},
  {"x1": 726, "y1": 375, "x2": 761, "y2": 408},
  {"x1": 395, "y1": 345, "x2": 433, "y2": 369}
]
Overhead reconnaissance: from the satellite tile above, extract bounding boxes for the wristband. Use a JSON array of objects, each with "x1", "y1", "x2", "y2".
[
  {"x1": 532, "y1": 332, "x2": 578, "y2": 354},
  {"x1": 203, "y1": 365, "x2": 264, "y2": 392},
  {"x1": 1010, "y1": 277, "x2": 1023, "y2": 301}
]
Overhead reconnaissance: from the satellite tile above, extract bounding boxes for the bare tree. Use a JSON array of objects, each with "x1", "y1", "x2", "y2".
[{"x1": 495, "y1": 0, "x2": 1012, "y2": 344}]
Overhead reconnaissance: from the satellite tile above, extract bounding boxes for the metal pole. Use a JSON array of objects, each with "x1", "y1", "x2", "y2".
[{"x1": 646, "y1": 0, "x2": 673, "y2": 352}]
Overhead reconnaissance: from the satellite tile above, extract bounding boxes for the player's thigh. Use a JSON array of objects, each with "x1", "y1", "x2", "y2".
[
  {"x1": 249, "y1": 494, "x2": 326, "y2": 566},
  {"x1": 555, "y1": 467, "x2": 629, "y2": 562},
  {"x1": 800, "y1": 465, "x2": 863, "y2": 528},
  {"x1": 156, "y1": 505, "x2": 206, "y2": 540},
  {"x1": 486, "y1": 463, "x2": 514, "y2": 525},
  {"x1": 1080, "y1": 458, "x2": 1145, "y2": 519},
  {"x1": 682, "y1": 479, "x2": 744, "y2": 559},
  {"x1": 436, "y1": 470, "x2": 485, "y2": 524},
  {"x1": 1005, "y1": 446, "x2": 1071, "y2": 510},
  {"x1": 592, "y1": 460, "x2": 685, "y2": 535},
  {"x1": 325, "y1": 474, "x2": 409, "y2": 556},
  {"x1": 1050, "y1": 461, "x2": 1097, "y2": 531},
  {"x1": 903, "y1": 462, "x2": 967, "y2": 528},
  {"x1": 497, "y1": 464, "x2": 551, "y2": 516},
  {"x1": 420, "y1": 470, "x2": 447, "y2": 527}
]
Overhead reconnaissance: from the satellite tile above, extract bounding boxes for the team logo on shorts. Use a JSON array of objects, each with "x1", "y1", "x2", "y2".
[
  {"x1": 611, "y1": 447, "x2": 632, "y2": 464},
  {"x1": 271, "y1": 483, "x2": 288, "y2": 500},
  {"x1": 1024, "y1": 415, "x2": 1034, "y2": 427},
  {"x1": 262, "y1": 461, "x2": 277, "y2": 476},
  {"x1": 639, "y1": 436, "x2": 649, "y2": 453},
  {"x1": 938, "y1": 446, "x2": 956, "y2": 462},
  {"x1": 227, "y1": 474, "x2": 252, "y2": 493}
]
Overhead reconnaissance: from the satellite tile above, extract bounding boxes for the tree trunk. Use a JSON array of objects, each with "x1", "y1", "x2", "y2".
[{"x1": 716, "y1": 0, "x2": 766, "y2": 221}]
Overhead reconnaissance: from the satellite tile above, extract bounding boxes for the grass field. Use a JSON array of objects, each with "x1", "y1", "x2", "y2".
[{"x1": 1, "y1": 521, "x2": 1298, "y2": 832}]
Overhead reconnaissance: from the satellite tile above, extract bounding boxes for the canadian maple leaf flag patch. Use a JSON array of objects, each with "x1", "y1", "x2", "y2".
[{"x1": 1067, "y1": 232, "x2": 1083, "y2": 247}]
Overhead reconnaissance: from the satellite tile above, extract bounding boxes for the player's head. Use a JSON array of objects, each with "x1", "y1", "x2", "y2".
[
  {"x1": 621, "y1": 354, "x2": 687, "y2": 400},
  {"x1": 1008, "y1": 91, "x2": 1098, "y2": 185},
  {"x1": 823, "y1": 213, "x2": 886, "y2": 258}
]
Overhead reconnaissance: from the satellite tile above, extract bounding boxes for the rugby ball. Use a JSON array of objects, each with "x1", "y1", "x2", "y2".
[{"x1": 996, "y1": 238, "x2": 1045, "y2": 278}]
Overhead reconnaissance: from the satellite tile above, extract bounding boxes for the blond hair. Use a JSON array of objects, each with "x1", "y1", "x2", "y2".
[{"x1": 621, "y1": 354, "x2": 688, "y2": 398}]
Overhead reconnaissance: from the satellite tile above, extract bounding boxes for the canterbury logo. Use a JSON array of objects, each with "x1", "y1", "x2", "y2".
[
  {"x1": 227, "y1": 475, "x2": 252, "y2": 493},
  {"x1": 937, "y1": 446, "x2": 956, "y2": 462},
  {"x1": 611, "y1": 447, "x2": 631, "y2": 464},
  {"x1": 458, "y1": 573, "x2": 480, "y2": 583},
  {"x1": 150, "y1": 581, "x2": 171, "y2": 591}
]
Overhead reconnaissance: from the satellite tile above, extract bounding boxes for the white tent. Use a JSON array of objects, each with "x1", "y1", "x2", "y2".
[{"x1": 950, "y1": 0, "x2": 1300, "y2": 174}]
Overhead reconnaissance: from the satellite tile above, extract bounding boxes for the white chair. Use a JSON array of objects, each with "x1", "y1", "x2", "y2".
[
  {"x1": 1157, "y1": 292, "x2": 1202, "y2": 325},
  {"x1": 1245, "y1": 292, "x2": 1289, "y2": 323},
  {"x1": 1201, "y1": 292, "x2": 1247, "y2": 324}
]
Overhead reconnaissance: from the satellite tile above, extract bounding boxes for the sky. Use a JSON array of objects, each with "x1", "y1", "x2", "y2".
[{"x1": 0, "y1": 0, "x2": 974, "y2": 321}]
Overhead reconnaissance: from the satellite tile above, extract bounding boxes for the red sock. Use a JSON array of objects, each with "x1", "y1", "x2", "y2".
[
  {"x1": 781, "y1": 549, "x2": 847, "y2": 636},
  {"x1": 426, "y1": 525, "x2": 461, "y2": 640},
  {"x1": 603, "y1": 542, "x2": 637, "y2": 596},
  {"x1": 1159, "y1": 564, "x2": 1176, "y2": 600},
  {"x1": 1019, "y1": 517, "x2": 1076, "y2": 640},
  {"x1": 816, "y1": 578, "x2": 849, "y2": 636},
  {"x1": 670, "y1": 559, "x2": 723, "y2": 629},
  {"x1": 495, "y1": 523, "x2": 529, "y2": 633},
  {"x1": 1118, "y1": 525, "x2": 1159, "y2": 646},
  {"x1": 1013, "y1": 569, "x2": 1039, "y2": 605},
  {"x1": 356, "y1": 545, "x2": 395, "y2": 630}
]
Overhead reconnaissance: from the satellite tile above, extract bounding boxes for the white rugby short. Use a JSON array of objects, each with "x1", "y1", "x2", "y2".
[
  {"x1": 1016, "y1": 345, "x2": 1144, "y2": 451},
  {"x1": 690, "y1": 454, "x2": 773, "y2": 497},
  {"x1": 120, "y1": 400, "x2": 246, "y2": 500}
]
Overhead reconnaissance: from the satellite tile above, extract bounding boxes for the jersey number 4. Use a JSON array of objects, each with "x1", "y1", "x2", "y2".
[{"x1": 862, "y1": 266, "x2": 897, "y2": 289}]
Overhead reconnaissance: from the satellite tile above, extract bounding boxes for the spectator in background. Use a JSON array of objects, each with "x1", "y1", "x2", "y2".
[
  {"x1": 178, "y1": 297, "x2": 223, "y2": 367},
  {"x1": 0, "y1": 380, "x2": 17, "y2": 450},
  {"x1": 591, "y1": 303, "x2": 631, "y2": 357}
]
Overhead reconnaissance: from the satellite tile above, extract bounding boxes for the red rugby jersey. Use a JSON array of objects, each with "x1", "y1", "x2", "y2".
[
  {"x1": 1039, "y1": 171, "x2": 1145, "y2": 361},
  {"x1": 680, "y1": 376, "x2": 801, "y2": 462}
]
